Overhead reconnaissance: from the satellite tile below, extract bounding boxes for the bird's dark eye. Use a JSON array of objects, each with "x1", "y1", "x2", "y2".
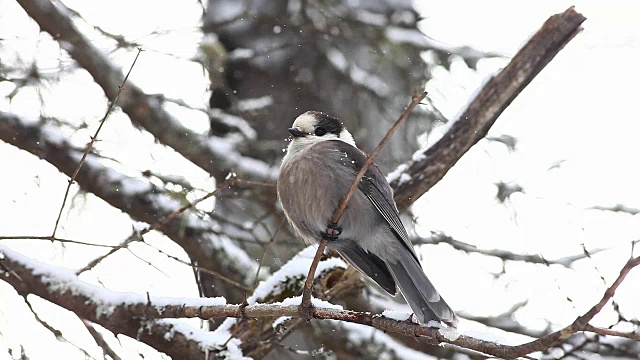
[{"x1": 314, "y1": 127, "x2": 327, "y2": 136}]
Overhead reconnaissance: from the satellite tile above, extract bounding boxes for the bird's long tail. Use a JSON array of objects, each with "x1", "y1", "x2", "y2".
[{"x1": 387, "y1": 250, "x2": 458, "y2": 327}]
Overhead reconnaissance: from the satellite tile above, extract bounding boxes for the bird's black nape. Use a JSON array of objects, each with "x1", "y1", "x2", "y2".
[{"x1": 307, "y1": 111, "x2": 344, "y2": 136}]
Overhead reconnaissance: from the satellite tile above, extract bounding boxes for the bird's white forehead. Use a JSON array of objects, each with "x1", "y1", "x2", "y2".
[{"x1": 291, "y1": 112, "x2": 318, "y2": 132}]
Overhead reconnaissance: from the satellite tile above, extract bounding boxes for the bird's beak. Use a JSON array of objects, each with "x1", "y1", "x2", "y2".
[{"x1": 288, "y1": 128, "x2": 306, "y2": 137}]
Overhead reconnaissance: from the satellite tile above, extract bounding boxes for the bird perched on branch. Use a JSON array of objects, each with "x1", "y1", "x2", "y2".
[{"x1": 277, "y1": 111, "x2": 458, "y2": 327}]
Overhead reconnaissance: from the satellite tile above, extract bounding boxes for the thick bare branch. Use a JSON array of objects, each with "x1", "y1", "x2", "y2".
[
  {"x1": 390, "y1": 7, "x2": 587, "y2": 211},
  {"x1": 15, "y1": 0, "x2": 276, "y2": 184}
]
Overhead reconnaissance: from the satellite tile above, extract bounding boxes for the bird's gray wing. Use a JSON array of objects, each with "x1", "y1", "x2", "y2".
[
  {"x1": 334, "y1": 241, "x2": 397, "y2": 294},
  {"x1": 322, "y1": 140, "x2": 457, "y2": 326},
  {"x1": 330, "y1": 140, "x2": 418, "y2": 261}
]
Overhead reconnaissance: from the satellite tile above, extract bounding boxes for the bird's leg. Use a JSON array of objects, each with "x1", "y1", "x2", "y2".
[{"x1": 322, "y1": 220, "x2": 342, "y2": 241}]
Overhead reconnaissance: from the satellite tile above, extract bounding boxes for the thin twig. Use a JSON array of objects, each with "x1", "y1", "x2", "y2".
[
  {"x1": 141, "y1": 241, "x2": 250, "y2": 291},
  {"x1": 583, "y1": 324, "x2": 640, "y2": 341},
  {"x1": 82, "y1": 319, "x2": 123, "y2": 360},
  {"x1": 191, "y1": 260, "x2": 206, "y2": 298},
  {"x1": 141, "y1": 179, "x2": 231, "y2": 237},
  {"x1": 234, "y1": 178, "x2": 277, "y2": 188},
  {"x1": 51, "y1": 48, "x2": 142, "y2": 237},
  {"x1": 416, "y1": 232, "x2": 605, "y2": 267},
  {"x1": 76, "y1": 177, "x2": 233, "y2": 275},
  {"x1": 300, "y1": 91, "x2": 427, "y2": 311},
  {"x1": 0, "y1": 235, "x2": 116, "y2": 248},
  {"x1": 125, "y1": 247, "x2": 169, "y2": 278},
  {"x1": 21, "y1": 295, "x2": 94, "y2": 358},
  {"x1": 253, "y1": 217, "x2": 286, "y2": 289}
]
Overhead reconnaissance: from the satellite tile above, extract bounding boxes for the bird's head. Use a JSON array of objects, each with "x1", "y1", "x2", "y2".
[{"x1": 287, "y1": 111, "x2": 355, "y2": 146}]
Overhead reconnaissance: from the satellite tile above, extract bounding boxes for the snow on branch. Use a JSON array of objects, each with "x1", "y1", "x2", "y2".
[
  {"x1": 1, "y1": 245, "x2": 242, "y2": 359},
  {"x1": 15, "y1": 0, "x2": 277, "y2": 184},
  {"x1": 590, "y1": 204, "x2": 640, "y2": 216},
  {"x1": 390, "y1": 7, "x2": 587, "y2": 211},
  {"x1": 385, "y1": 27, "x2": 504, "y2": 69},
  {"x1": 3, "y1": 244, "x2": 638, "y2": 359},
  {"x1": 325, "y1": 48, "x2": 391, "y2": 98},
  {"x1": 0, "y1": 111, "x2": 258, "y2": 302}
]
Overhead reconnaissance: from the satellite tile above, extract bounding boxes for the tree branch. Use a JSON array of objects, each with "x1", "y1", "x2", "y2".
[
  {"x1": 3, "y1": 244, "x2": 637, "y2": 360},
  {"x1": 2, "y1": 245, "x2": 226, "y2": 359},
  {"x1": 15, "y1": 0, "x2": 276, "y2": 184},
  {"x1": 501, "y1": 256, "x2": 640, "y2": 358},
  {"x1": 0, "y1": 111, "x2": 257, "y2": 302},
  {"x1": 416, "y1": 232, "x2": 604, "y2": 267},
  {"x1": 82, "y1": 320, "x2": 124, "y2": 360},
  {"x1": 75, "y1": 178, "x2": 234, "y2": 275},
  {"x1": 583, "y1": 324, "x2": 640, "y2": 341},
  {"x1": 590, "y1": 204, "x2": 640, "y2": 216},
  {"x1": 390, "y1": 7, "x2": 587, "y2": 211},
  {"x1": 51, "y1": 48, "x2": 141, "y2": 238}
]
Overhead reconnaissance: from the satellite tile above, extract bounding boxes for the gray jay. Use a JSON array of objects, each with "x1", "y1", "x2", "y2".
[{"x1": 277, "y1": 111, "x2": 458, "y2": 327}]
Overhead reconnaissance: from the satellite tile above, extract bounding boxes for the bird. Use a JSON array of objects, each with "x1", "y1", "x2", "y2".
[{"x1": 277, "y1": 110, "x2": 458, "y2": 327}]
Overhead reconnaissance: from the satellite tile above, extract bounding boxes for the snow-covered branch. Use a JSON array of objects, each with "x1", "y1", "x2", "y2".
[
  {"x1": 0, "y1": 111, "x2": 257, "y2": 302},
  {"x1": 590, "y1": 204, "x2": 640, "y2": 216},
  {"x1": 3, "y1": 244, "x2": 638, "y2": 359},
  {"x1": 15, "y1": 0, "x2": 277, "y2": 184},
  {"x1": 390, "y1": 7, "x2": 587, "y2": 211},
  {"x1": 1, "y1": 245, "x2": 242, "y2": 359}
]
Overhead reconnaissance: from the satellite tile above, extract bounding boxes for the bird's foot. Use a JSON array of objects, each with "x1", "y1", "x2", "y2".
[{"x1": 322, "y1": 221, "x2": 342, "y2": 241}]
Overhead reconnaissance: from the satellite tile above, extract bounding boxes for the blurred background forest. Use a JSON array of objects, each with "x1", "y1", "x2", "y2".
[{"x1": 1, "y1": 0, "x2": 639, "y2": 359}]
